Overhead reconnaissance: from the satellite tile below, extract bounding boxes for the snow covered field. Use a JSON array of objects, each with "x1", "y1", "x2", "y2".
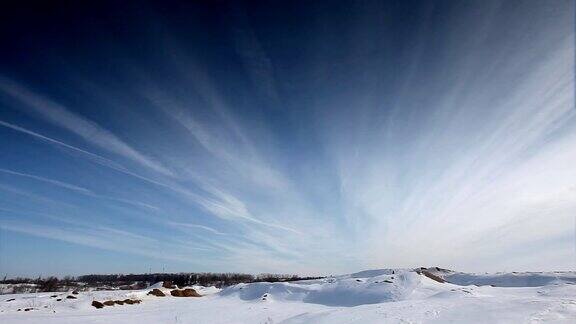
[{"x1": 1, "y1": 269, "x2": 575, "y2": 323}]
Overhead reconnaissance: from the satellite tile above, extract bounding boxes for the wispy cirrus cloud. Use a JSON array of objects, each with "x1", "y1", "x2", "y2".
[
  {"x1": 0, "y1": 168, "x2": 91, "y2": 193},
  {"x1": 0, "y1": 76, "x2": 173, "y2": 176},
  {"x1": 0, "y1": 0, "x2": 573, "y2": 276},
  {"x1": 0, "y1": 220, "x2": 201, "y2": 263},
  {"x1": 169, "y1": 222, "x2": 226, "y2": 235},
  {"x1": 0, "y1": 119, "x2": 285, "y2": 227},
  {"x1": 0, "y1": 168, "x2": 160, "y2": 211},
  {"x1": 0, "y1": 120, "x2": 124, "y2": 171}
]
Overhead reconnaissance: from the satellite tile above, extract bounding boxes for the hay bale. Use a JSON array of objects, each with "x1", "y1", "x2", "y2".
[
  {"x1": 91, "y1": 301, "x2": 104, "y2": 309},
  {"x1": 147, "y1": 288, "x2": 166, "y2": 297},
  {"x1": 121, "y1": 299, "x2": 141, "y2": 304},
  {"x1": 170, "y1": 288, "x2": 200, "y2": 297},
  {"x1": 170, "y1": 289, "x2": 183, "y2": 297},
  {"x1": 183, "y1": 288, "x2": 200, "y2": 297},
  {"x1": 162, "y1": 281, "x2": 176, "y2": 289}
]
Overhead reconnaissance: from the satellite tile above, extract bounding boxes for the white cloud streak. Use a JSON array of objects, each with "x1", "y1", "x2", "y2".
[
  {"x1": 169, "y1": 222, "x2": 226, "y2": 235},
  {"x1": 0, "y1": 76, "x2": 173, "y2": 176},
  {"x1": 0, "y1": 168, "x2": 91, "y2": 193}
]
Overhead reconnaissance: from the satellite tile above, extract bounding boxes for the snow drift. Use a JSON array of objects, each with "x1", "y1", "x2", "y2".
[
  {"x1": 220, "y1": 269, "x2": 448, "y2": 306},
  {"x1": 419, "y1": 267, "x2": 576, "y2": 287}
]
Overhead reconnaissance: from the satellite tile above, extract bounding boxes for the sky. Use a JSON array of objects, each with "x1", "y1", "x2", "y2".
[{"x1": 0, "y1": 0, "x2": 574, "y2": 278}]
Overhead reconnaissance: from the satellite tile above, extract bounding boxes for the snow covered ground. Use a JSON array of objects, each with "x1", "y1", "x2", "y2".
[{"x1": 1, "y1": 269, "x2": 575, "y2": 323}]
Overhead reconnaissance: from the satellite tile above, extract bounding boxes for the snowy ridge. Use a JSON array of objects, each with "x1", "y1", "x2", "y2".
[
  {"x1": 219, "y1": 269, "x2": 441, "y2": 306},
  {"x1": 419, "y1": 267, "x2": 576, "y2": 287}
]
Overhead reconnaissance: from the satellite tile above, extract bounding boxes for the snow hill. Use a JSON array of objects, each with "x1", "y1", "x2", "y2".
[
  {"x1": 220, "y1": 269, "x2": 437, "y2": 306},
  {"x1": 2, "y1": 268, "x2": 576, "y2": 323}
]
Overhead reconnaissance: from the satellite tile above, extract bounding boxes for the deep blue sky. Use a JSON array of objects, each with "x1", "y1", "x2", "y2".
[{"x1": 0, "y1": 0, "x2": 574, "y2": 277}]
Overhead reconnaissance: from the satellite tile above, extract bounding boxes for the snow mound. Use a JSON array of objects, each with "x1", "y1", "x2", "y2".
[
  {"x1": 191, "y1": 285, "x2": 221, "y2": 296},
  {"x1": 446, "y1": 272, "x2": 576, "y2": 287},
  {"x1": 219, "y1": 269, "x2": 445, "y2": 307},
  {"x1": 419, "y1": 267, "x2": 576, "y2": 287}
]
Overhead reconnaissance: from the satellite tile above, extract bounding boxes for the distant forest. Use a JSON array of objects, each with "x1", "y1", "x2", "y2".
[{"x1": 1, "y1": 272, "x2": 325, "y2": 293}]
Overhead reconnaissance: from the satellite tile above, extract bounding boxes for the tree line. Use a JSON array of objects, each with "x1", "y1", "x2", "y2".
[{"x1": 1, "y1": 272, "x2": 325, "y2": 293}]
